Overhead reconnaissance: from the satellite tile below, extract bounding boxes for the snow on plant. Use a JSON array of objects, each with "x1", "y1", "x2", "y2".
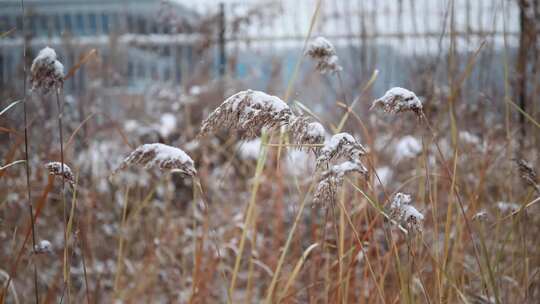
[
  {"x1": 472, "y1": 210, "x2": 489, "y2": 222},
  {"x1": 313, "y1": 160, "x2": 367, "y2": 206},
  {"x1": 34, "y1": 240, "x2": 53, "y2": 255},
  {"x1": 199, "y1": 90, "x2": 293, "y2": 139},
  {"x1": 393, "y1": 135, "x2": 422, "y2": 163},
  {"x1": 305, "y1": 36, "x2": 343, "y2": 74},
  {"x1": 237, "y1": 138, "x2": 262, "y2": 160},
  {"x1": 371, "y1": 87, "x2": 423, "y2": 115},
  {"x1": 496, "y1": 201, "x2": 520, "y2": 213},
  {"x1": 114, "y1": 143, "x2": 196, "y2": 176},
  {"x1": 30, "y1": 46, "x2": 64, "y2": 94},
  {"x1": 313, "y1": 133, "x2": 368, "y2": 206},
  {"x1": 389, "y1": 193, "x2": 424, "y2": 233},
  {"x1": 158, "y1": 113, "x2": 177, "y2": 138},
  {"x1": 288, "y1": 115, "x2": 326, "y2": 152},
  {"x1": 45, "y1": 161, "x2": 75, "y2": 185},
  {"x1": 316, "y1": 132, "x2": 366, "y2": 169}
]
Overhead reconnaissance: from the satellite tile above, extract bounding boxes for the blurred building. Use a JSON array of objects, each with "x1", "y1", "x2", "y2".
[{"x1": 0, "y1": 0, "x2": 200, "y2": 91}]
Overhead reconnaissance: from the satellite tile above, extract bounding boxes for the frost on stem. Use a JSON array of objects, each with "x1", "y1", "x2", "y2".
[
  {"x1": 34, "y1": 240, "x2": 53, "y2": 254},
  {"x1": 45, "y1": 161, "x2": 75, "y2": 185},
  {"x1": 288, "y1": 116, "x2": 325, "y2": 152},
  {"x1": 199, "y1": 90, "x2": 293, "y2": 139},
  {"x1": 313, "y1": 133, "x2": 368, "y2": 207},
  {"x1": 114, "y1": 143, "x2": 196, "y2": 177},
  {"x1": 388, "y1": 193, "x2": 424, "y2": 233},
  {"x1": 305, "y1": 36, "x2": 343, "y2": 74},
  {"x1": 371, "y1": 87, "x2": 423, "y2": 116},
  {"x1": 30, "y1": 47, "x2": 64, "y2": 94}
]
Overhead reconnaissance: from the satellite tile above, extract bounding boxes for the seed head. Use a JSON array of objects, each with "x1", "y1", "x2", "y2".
[
  {"x1": 316, "y1": 133, "x2": 366, "y2": 169},
  {"x1": 305, "y1": 37, "x2": 343, "y2": 74},
  {"x1": 30, "y1": 47, "x2": 64, "y2": 94},
  {"x1": 45, "y1": 161, "x2": 75, "y2": 185},
  {"x1": 114, "y1": 143, "x2": 196, "y2": 176},
  {"x1": 371, "y1": 87, "x2": 423, "y2": 115},
  {"x1": 388, "y1": 193, "x2": 424, "y2": 233},
  {"x1": 472, "y1": 210, "x2": 489, "y2": 222},
  {"x1": 288, "y1": 116, "x2": 325, "y2": 152},
  {"x1": 199, "y1": 90, "x2": 293, "y2": 139},
  {"x1": 313, "y1": 160, "x2": 366, "y2": 207},
  {"x1": 34, "y1": 240, "x2": 53, "y2": 254},
  {"x1": 515, "y1": 159, "x2": 539, "y2": 194}
]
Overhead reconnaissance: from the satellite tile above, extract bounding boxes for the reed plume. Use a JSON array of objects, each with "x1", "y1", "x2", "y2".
[
  {"x1": 371, "y1": 87, "x2": 423, "y2": 116},
  {"x1": 30, "y1": 47, "x2": 64, "y2": 95},
  {"x1": 305, "y1": 36, "x2": 342, "y2": 74},
  {"x1": 199, "y1": 90, "x2": 293, "y2": 139},
  {"x1": 114, "y1": 143, "x2": 196, "y2": 176}
]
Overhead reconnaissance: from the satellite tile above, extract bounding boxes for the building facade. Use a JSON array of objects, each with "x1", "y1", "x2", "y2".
[{"x1": 0, "y1": 0, "x2": 200, "y2": 91}]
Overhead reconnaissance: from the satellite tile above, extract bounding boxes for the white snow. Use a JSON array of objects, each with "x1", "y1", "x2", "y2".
[
  {"x1": 237, "y1": 138, "x2": 262, "y2": 160},
  {"x1": 390, "y1": 192, "x2": 424, "y2": 224},
  {"x1": 394, "y1": 135, "x2": 422, "y2": 163},
  {"x1": 285, "y1": 149, "x2": 314, "y2": 175},
  {"x1": 371, "y1": 87, "x2": 422, "y2": 114},
  {"x1": 141, "y1": 143, "x2": 193, "y2": 166},
  {"x1": 496, "y1": 201, "x2": 520, "y2": 213},
  {"x1": 306, "y1": 122, "x2": 326, "y2": 139},
  {"x1": 45, "y1": 161, "x2": 72, "y2": 174},
  {"x1": 305, "y1": 36, "x2": 342, "y2": 74},
  {"x1": 32, "y1": 46, "x2": 64, "y2": 77},
  {"x1": 459, "y1": 131, "x2": 482, "y2": 147},
  {"x1": 331, "y1": 160, "x2": 366, "y2": 177},
  {"x1": 34, "y1": 239, "x2": 53, "y2": 254},
  {"x1": 158, "y1": 113, "x2": 177, "y2": 138},
  {"x1": 189, "y1": 85, "x2": 202, "y2": 95},
  {"x1": 323, "y1": 133, "x2": 357, "y2": 154},
  {"x1": 306, "y1": 37, "x2": 337, "y2": 57},
  {"x1": 375, "y1": 166, "x2": 393, "y2": 186},
  {"x1": 228, "y1": 90, "x2": 289, "y2": 113}
]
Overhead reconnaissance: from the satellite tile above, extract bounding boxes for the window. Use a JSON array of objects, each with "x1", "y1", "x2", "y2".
[
  {"x1": 64, "y1": 14, "x2": 72, "y2": 33},
  {"x1": 54, "y1": 15, "x2": 62, "y2": 34},
  {"x1": 101, "y1": 13, "x2": 109, "y2": 34},
  {"x1": 137, "y1": 17, "x2": 146, "y2": 34},
  {"x1": 29, "y1": 15, "x2": 37, "y2": 35},
  {"x1": 88, "y1": 13, "x2": 97, "y2": 35},
  {"x1": 127, "y1": 15, "x2": 133, "y2": 33},
  {"x1": 75, "y1": 13, "x2": 85, "y2": 35},
  {"x1": 40, "y1": 15, "x2": 49, "y2": 36}
]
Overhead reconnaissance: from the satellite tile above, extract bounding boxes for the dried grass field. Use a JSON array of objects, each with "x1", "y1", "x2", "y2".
[{"x1": 1, "y1": 0, "x2": 539, "y2": 303}]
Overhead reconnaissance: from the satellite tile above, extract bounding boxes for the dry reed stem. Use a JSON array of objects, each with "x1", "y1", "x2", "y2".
[{"x1": 229, "y1": 132, "x2": 269, "y2": 301}]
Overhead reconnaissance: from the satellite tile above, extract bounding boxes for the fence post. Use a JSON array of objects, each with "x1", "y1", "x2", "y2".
[{"x1": 218, "y1": 2, "x2": 226, "y2": 77}]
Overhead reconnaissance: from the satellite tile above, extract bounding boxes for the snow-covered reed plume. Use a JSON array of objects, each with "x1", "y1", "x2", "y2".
[
  {"x1": 316, "y1": 133, "x2": 367, "y2": 169},
  {"x1": 305, "y1": 36, "x2": 342, "y2": 74},
  {"x1": 199, "y1": 90, "x2": 293, "y2": 139},
  {"x1": 114, "y1": 143, "x2": 196, "y2": 176},
  {"x1": 371, "y1": 87, "x2": 423, "y2": 116},
  {"x1": 45, "y1": 161, "x2": 74, "y2": 185},
  {"x1": 313, "y1": 133, "x2": 368, "y2": 206},
  {"x1": 30, "y1": 47, "x2": 64, "y2": 94},
  {"x1": 389, "y1": 193, "x2": 424, "y2": 233},
  {"x1": 472, "y1": 210, "x2": 489, "y2": 222},
  {"x1": 313, "y1": 160, "x2": 367, "y2": 206},
  {"x1": 34, "y1": 240, "x2": 53, "y2": 255},
  {"x1": 288, "y1": 116, "x2": 325, "y2": 151}
]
